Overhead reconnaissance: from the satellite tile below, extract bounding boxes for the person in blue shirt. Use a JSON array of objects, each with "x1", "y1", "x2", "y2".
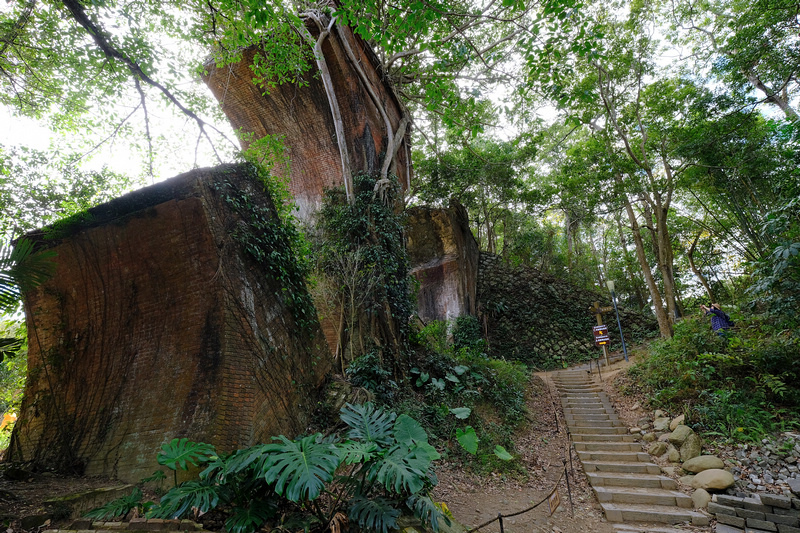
[{"x1": 700, "y1": 303, "x2": 734, "y2": 338}]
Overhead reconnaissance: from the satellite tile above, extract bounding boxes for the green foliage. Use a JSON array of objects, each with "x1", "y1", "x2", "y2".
[
  {"x1": 315, "y1": 173, "x2": 411, "y2": 365},
  {"x1": 628, "y1": 317, "x2": 800, "y2": 442},
  {"x1": 84, "y1": 488, "x2": 150, "y2": 520},
  {"x1": 213, "y1": 165, "x2": 316, "y2": 330},
  {"x1": 142, "y1": 403, "x2": 446, "y2": 533},
  {"x1": 456, "y1": 426, "x2": 479, "y2": 454},
  {"x1": 346, "y1": 350, "x2": 398, "y2": 401},
  {"x1": 0, "y1": 238, "x2": 57, "y2": 313}
]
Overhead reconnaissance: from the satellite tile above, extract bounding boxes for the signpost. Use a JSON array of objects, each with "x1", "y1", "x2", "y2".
[{"x1": 588, "y1": 301, "x2": 610, "y2": 367}]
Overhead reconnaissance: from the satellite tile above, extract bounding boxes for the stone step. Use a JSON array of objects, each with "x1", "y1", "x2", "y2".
[
  {"x1": 577, "y1": 450, "x2": 650, "y2": 462},
  {"x1": 593, "y1": 486, "x2": 693, "y2": 508},
  {"x1": 571, "y1": 433, "x2": 637, "y2": 442},
  {"x1": 563, "y1": 407, "x2": 613, "y2": 413},
  {"x1": 566, "y1": 413, "x2": 621, "y2": 421},
  {"x1": 574, "y1": 441, "x2": 642, "y2": 452},
  {"x1": 570, "y1": 426, "x2": 630, "y2": 435},
  {"x1": 582, "y1": 461, "x2": 661, "y2": 474},
  {"x1": 599, "y1": 503, "x2": 709, "y2": 526},
  {"x1": 567, "y1": 420, "x2": 628, "y2": 429},
  {"x1": 613, "y1": 523, "x2": 697, "y2": 533},
  {"x1": 586, "y1": 472, "x2": 678, "y2": 489}
]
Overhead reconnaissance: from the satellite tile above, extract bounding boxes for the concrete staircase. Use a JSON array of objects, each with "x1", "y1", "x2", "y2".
[{"x1": 552, "y1": 370, "x2": 709, "y2": 527}]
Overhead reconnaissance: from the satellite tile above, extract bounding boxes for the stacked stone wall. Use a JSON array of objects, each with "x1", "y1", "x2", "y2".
[{"x1": 477, "y1": 253, "x2": 658, "y2": 367}]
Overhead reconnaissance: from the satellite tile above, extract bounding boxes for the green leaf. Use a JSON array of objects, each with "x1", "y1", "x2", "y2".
[
  {"x1": 493, "y1": 445, "x2": 513, "y2": 461},
  {"x1": 370, "y1": 444, "x2": 429, "y2": 494},
  {"x1": 157, "y1": 438, "x2": 216, "y2": 471},
  {"x1": 456, "y1": 427, "x2": 479, "y2": 454},
  {"x1": 348, "y1": 495, "x2": 400, "y2": 533},
  {"x1": 261, "y1": 434, "x2": 340, "y2": 502},
  {"x1": 84, "y1": 488, "x2": 143, "y2": 520},
  {"x1": 340, "y1": 402, "x2": 396, "y2": 446},
  {"x1": 393, "y1": 414, "x2": 427, "y2": 446},
  {"x1": 148, "y1": 480, "x2": 220, "y2": 519},
  {"x1": 407, "y1": 494, "x2": 450, "y2": 533},
  {"x1": 224, "y1": 501, "x2": 275, "y2": 533},
  {"x1": 448, "y1": 407, "x2": 471, "y2": 419},
  {"x1": 140, "y1": 470, "x2": 167, "y2": 484},
  {"x1": 337, "y1": 441, "x2": 378, "y2": 464}
]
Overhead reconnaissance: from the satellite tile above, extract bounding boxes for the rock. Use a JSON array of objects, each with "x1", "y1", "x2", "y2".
[
  {"x1": 662, "y1": 466, "x2": 680, "y2": 476},
  {"x1": 629, "y1": 427, "x2": 642, "y2": 434},
  {"x1": 642, "y1": 432, "x2": 657, "y2": 442},
  {"x1": 679, "y1": 474, "x2": 696, "y2": 486},
  {"x1": 681, "y1": 433, "x2": 703, "y2": 461},
  {"x1": 683, "y1": 455, "x2": 725, "y2": 473},
  {"x1": 655, "y1": 409, "x2": 666, "y2": 418},
  {"x1": 653, "y1": 417, "x2": 671, "y2": 432},
  {"x1": 649, "y1": 442, "x2": 668, "y2": 456},
  {"x1": 631, "y1": 402, "x2": 640, "y2": 410},
  {"x1": 692, "y1": 488, "x2": 712, "y2": 508},
  {"x1": 666, "y1": 444, "x2": 681, "y2": 463},
  {"x1": 658, "y1": 433, "x2": 671, "y2": 442},
  {"x1": 788, "y1": 477, "x2": 800, "y2": 495},
  {"x1": 691, "y1": 469, "x2": 736, "y2": 490},
  {"x1": 670, "y1": 414, "x2": 686, "y2": 431},
  {"x1": 668, "y1": 425, "x2": 693, "y2": 446}
]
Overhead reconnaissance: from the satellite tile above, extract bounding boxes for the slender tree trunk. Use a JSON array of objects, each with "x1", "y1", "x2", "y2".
[
  {"x1": 615, "y1": 211, "x2": 647, "y2": 311},
  {"x1": 688, "y1": 231, "x2": 715, "y2": 303},
  {"x1": 619, "y1": 178, "x2": 673, "y2": 337}
]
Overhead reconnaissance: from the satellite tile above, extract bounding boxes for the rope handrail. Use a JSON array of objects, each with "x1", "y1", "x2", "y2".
[{"x1": 464, "y1": 464, "x2": 568, "y2": 533}]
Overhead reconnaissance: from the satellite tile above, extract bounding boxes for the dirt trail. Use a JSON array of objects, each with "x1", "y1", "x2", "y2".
[{"x1": 431, "y1": 357, "x2": 640, "y2": 533}]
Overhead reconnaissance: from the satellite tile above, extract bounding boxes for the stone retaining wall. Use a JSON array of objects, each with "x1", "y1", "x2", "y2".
[{"x1": 711, "y1": 493, "x2": 800, "y2": 533}]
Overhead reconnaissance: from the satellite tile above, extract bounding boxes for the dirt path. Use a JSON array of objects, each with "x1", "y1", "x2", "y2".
[{"x1": 431, "y1": 358, "x2": 635, "y2": 533}]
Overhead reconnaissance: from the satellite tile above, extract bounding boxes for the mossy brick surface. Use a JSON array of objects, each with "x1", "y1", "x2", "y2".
[
  {"x1": 738, "y1": 508, "x2": 767, "y2": 520},
  {"x1": 718, "y1": 495, "x2": 747, "y2": 507},
  {"x1": 710, "y1": 502, "x2": 738, "y2": 515},
  {"x1": 767, "y1": 513, "x2": 800, "y2": 527},
  {"x1": 777, "y1": 524, "x2": 800, "y2": 533},
  {"x1": 11, "y1": 165, "x2": 332, "y2": 482}
]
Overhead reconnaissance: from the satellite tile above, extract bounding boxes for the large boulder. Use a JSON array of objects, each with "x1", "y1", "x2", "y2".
[
  {"x1": 692, "y1": 488, "x2": 712, "y2": 509},
  {"x1": 648, "y1": 442, "x2": 668, "y2": 456},
  {"x1": 669, "y1": 414, "x2": 685, "y2": 430},
  {"x1": 690, "y1": 469, "x2": 735, "y2": 491},
  {"x1": 680, "y1": 433, "x2": 703, "y2": 461},
  {"x1": 653, "y1": 417, "x2": 671, "y2": 432},
  {"x1": 683, "y1": 455, "x2": 724, "y2": 473}
]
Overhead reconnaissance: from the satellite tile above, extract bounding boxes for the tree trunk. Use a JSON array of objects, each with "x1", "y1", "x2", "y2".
[
  {"x1": 619, "y1": 177, "x2": 673, "y2": 337},
  {"x1": 688, "y1": 231, "x2": 715, "y2": 303}
]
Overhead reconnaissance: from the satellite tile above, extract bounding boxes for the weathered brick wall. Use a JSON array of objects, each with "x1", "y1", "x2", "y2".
[
  {"x1": 407, "y1": 202, "x2": 479, "y2": 323},
  {"x1": 10, "y1": 164, "x2": 331, "y2": 482},
  {"x1": 203, "y1": 23, "x2": 411, "y2": 220}
]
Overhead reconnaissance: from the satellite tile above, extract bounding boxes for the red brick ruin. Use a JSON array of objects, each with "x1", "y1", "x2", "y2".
[
  {"x1": 10, "y1": 166, "x2": 330, "y2": 481},
  {"x1": 11, "y1": 16, "x2": 475, "y2": 482}
]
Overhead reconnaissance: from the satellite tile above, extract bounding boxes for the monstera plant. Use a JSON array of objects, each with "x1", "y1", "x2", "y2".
[{"x1": 140, "y1": 402, "x2": 447, "y2": 533}]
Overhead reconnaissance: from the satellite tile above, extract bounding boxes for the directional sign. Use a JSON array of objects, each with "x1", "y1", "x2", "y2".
[
  {"x1": 600, "y1": 306, "x2": 614, "y2": 313},
  {"x1": 593, "y1": 325, "x2": 610, "y2": 346}
]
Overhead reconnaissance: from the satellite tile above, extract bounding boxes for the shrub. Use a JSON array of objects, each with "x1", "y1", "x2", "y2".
[{"x1": 133, "y1": 403, "x2": 447, "y2": 533}]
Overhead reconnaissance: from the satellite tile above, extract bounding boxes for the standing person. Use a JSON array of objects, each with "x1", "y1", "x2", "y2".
[{"x1": 700, "y1": 303, "x2": 734, "y2": 338}]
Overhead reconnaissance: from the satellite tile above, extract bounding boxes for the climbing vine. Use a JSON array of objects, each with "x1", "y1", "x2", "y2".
[
  {"x1": 213, "y1": 164, "x2": 316, "y2": 331},
  {"x1": 314, "y1": 172, "x2": 412, "y2": 369}
]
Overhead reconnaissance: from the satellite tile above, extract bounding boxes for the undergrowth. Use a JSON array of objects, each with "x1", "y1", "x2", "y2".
[{"x1": 626, "y1": 316, "x2": 800, "y2": 442}]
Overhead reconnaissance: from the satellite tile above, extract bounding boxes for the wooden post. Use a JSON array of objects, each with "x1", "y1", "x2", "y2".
[{"x1": 590, "y1": 301, "x2": 610, "y2": 367}]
